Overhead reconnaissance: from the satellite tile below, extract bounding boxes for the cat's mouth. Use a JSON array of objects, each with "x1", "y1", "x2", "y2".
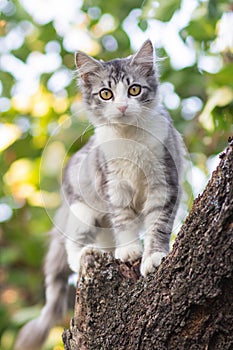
[
  {"x1": 114, "y1": 110, "x2": 134, "y2": 120},
  {"x1": 110, "y1": 113, "x2": 138, "y2": 127},
  {"x1": 112, "y1": 114, "x2": 132, "y2": 123}
]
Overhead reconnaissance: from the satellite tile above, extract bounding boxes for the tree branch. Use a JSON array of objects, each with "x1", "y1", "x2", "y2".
[{"x1": 63, "y1": 138, "x2": 233, "y2": 350}]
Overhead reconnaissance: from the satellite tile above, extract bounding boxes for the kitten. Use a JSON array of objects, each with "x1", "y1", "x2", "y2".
[{"x1": 15, "y1": 40, "x2": 184, "y2": 350}]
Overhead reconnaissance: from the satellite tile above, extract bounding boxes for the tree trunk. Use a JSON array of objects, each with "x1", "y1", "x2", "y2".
[{"x1": 62, "y1": 139, "x2": 233, "y2": 350}]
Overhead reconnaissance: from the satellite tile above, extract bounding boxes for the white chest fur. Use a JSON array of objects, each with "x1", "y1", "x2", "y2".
[
  {"x1": 95, "y1": 118, "x2": 168, "y2": 168},
  {"x1": 95, "y1": 121, "x2": 168, "y2": 211}
]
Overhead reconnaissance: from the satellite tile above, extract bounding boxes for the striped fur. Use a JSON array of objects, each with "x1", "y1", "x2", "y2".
[{"x1": 15, "y1": 40, "x2": 184, "y2": 350}]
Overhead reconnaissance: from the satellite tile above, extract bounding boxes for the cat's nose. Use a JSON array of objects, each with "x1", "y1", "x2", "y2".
[{"x1": 118, "y1": 105, "x2": 128, "y2": 113}]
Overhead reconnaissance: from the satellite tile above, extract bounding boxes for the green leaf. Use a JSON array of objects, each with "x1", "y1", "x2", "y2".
[
  {"x1": 138, "y1": 19, "x2": 148, "y2": 32},
  {"x1": 207, "y1": 64, "x2": 233, "y2": 88},
  {"x1": 142, "y1": 0, "x2": 182, "y2": 22},
  {"x1": 208, "y1": 0, "x2": 220, "y2": 20},
  {"x1": 82, "y1": 0, "x2": 142, "y2": 22},
  {"x1": 186, "y1": 19, "x2": 216, "y2": 42}
]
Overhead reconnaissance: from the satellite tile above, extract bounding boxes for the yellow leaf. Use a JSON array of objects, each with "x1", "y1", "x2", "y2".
[
  {"x1": 199, "y1": 87, "x2": 233, "y2": 131},
  {"x1": 0, "y1": 123, "x2": 21, "y2": 152}
]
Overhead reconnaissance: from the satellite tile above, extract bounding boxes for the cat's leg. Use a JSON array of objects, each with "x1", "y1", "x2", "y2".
[
  {"x1": 95, "y1": 215, "x2": 115, "y2": 252},
  {"x1": 107, "y1": 178, "x2": 143, "y2": 262},
  {"x1": 64, "y1": 201, "x2": 100, "y2": 274},
  {"x1": 113, "y1": 208, "x2": 143, "y2": 262},
  {"x1": 141, "y1": 171, "x2": 180, "y2": 276},
  {"x1": 141, "y1": 201, "x2": 171, "y2": 277}
]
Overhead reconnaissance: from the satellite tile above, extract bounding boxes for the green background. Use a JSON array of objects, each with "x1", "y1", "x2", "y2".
[{"x1": 0, "y1": 0, "x2": 232, "y2": 349}]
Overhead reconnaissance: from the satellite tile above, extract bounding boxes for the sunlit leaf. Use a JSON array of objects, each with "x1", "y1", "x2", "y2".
[
  {"x1": 199, "y1": 87, "x2": 233, "y2": 131},
  {"x1": 0, "y1": 124, "x2": 22, "y2": 152}
]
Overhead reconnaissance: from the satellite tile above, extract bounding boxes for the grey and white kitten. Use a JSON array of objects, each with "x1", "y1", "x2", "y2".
[{"x1": 15, "y1": 40, "x2": 184, "y2": 350}]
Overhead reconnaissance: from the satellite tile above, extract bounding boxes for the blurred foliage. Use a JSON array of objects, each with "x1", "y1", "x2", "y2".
[{"x1": 0, "y1": 0, "x2": 232, "y2": 349}]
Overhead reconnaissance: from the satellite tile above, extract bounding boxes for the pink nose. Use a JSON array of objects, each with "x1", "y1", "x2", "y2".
[{"x1": 118, "y1": 105, "x2": 128, "y2": 113}]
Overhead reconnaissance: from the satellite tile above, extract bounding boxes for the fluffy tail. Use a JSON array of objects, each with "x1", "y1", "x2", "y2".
[{"x1": 15, "y1": 228, "x2": 71, "y2": 350}]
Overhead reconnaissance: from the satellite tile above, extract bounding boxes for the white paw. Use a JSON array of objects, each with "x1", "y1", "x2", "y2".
[
  {"x1": 68, "y1": 260, "x2": 80, "y2": 274},
  {"x1": 79, "y1": 246, "x2": 101, "y2": 275},
  {"x1": 80, "y1": 245, "x2": 99, "y2": 258},
  {"x1": 115, "y1": 243, "x2": 142, "y2": 262},
  {"x1": 67, "y1": 253, "x2": 81, "y2": 274},
  {"x1": 67, "y1": 244, "x2": 99, "y2": 274},
  {"x1": 140, "y1": 252, "x2": 167, "y2": 277}
]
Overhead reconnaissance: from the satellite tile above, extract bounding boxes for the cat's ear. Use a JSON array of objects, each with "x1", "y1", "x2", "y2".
[
  {"x1": 75, "y1": 51, "x2": 103, "y2": 82},
  {"x1": 130, "y1": 40, "x2": 154, "y2": 75}
]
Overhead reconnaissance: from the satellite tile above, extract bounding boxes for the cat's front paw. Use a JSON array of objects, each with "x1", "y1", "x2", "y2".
[
  {"x1": 140, "y1": 252, "x2": 167, "y2": 277},
  {"x1": 115, "y1": 244, "x2": 142, "y2": 263},
  {"x1": 66, "y1": 244, "x2": 99, "y2": 274}
]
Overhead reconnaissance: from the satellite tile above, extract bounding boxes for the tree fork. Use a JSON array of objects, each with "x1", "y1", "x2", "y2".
[{"x1": 63, "y1": 138, "x2": 233, "y2": 350}]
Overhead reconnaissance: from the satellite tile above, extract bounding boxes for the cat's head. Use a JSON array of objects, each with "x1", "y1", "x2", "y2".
[{"x1": 75, "y1": 40, "x2": 159, "y2": 126}]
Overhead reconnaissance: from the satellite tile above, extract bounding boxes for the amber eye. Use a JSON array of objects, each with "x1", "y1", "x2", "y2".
[
  {"x1": 128, "y1": 84, "x2": 141, "y2": 96},
  {"x1": 99, "y1": 88, "x2": 113, "y2": 100}
]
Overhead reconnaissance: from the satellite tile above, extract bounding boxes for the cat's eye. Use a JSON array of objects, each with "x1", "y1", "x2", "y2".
[
  {"x1": 99, "y1": 88, "x2": 113, "y2": 100},
  {"x1": 128, "y1": 84, "x2": 141, "y2": 97}
]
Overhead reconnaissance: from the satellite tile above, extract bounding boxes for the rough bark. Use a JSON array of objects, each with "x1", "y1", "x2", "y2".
[{"x1": 63, "y1": 138, "x2": 233, "y2": 350}]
